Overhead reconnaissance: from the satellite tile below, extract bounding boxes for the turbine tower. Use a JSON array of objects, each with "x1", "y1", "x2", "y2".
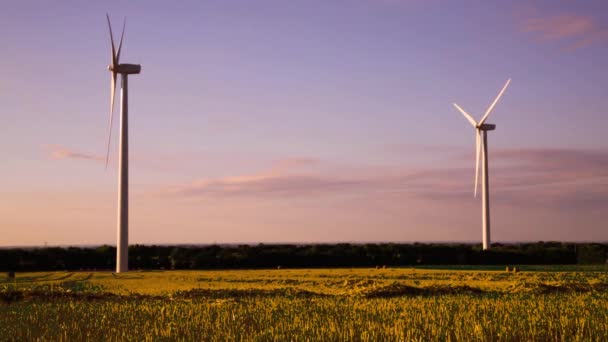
[
  {"x1": 105, "y1": 15, "x2": 141, "y2": 272},
  {"x1": 452, "y1": 79, "x2": 511, "y2": 250}
]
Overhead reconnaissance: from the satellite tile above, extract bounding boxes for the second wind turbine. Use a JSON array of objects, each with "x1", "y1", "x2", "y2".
[
  {"x1": 453, "y1": 79, "x2": 511, "y2": 250},
  {"x1": 105, "y1": 15, "x2": 141, "y2": 273}
]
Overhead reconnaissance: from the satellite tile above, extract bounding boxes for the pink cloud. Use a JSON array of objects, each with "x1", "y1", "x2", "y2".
[
  {"x1": 43, "y1": 144, "x2": 103, "y2": 162},
  {"x1": 162, "y1": 157, "x2": 364, "y2": 197},
  {"x1": 267, "y1": 157, "x2": 321, "y2": 175},
  {"x1": 488, "y1": 148, "x2": 608, "y2": 208},
  {"x1": 161, "y1": 148, "x2": 608, "y2": 210},
  {"x1": 521, "y1": 13, "x2": 608, "y2": 50},
  {"x1": 382, "y1": 143, "x2": 467, "y2": 156},
  {"x1": 166, "y1": 175, "x2": 368, "y2": 197}
]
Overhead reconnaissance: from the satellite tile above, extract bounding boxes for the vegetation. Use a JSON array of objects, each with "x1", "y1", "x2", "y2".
[
  {"x1": 1, "y1": 268, "x2": 607, "y2": 340},
  {"x1": 2, "y1": 242, "x2": 607, "y2": 272}
]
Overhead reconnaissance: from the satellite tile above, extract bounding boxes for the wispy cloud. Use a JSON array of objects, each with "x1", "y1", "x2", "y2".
[
  {"x1": 267, "y1": 158, "x2": 321, "y2": 175},
  {"x1": 521, "y1": 12, "x2": 608, "y2": 50},
  {"x1": 161, "y1": 157, "x2": 356, "y2": 197},
  {"x1": 166, "y1": 175, "x2": 368, "y2": 198},
  {"x1": 382, "y1": 143, "x2": 468, "y2": 156},
  {"x1": 161, "y1": 148, "x2": 608, "y2": 209},
  {"x1": 43, "y1": 144, "x2": 103, "y2": 162},
  {"x1": 489, "y1": 148, "x2": 608, "y2": 208}
]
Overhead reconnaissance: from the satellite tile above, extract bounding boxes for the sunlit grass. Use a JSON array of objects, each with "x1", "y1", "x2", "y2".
[{"x1": 1, "y1": 268, "x2": 607, "y2": 340}]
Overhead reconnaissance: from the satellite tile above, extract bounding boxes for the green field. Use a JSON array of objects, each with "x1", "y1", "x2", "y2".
[{"x1": 2, "y1": 267, "x2": 607, "y2": 341}]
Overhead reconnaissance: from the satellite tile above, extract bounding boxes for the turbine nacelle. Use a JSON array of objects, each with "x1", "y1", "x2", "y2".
[
  {"x1": 108, "y1": 63, "x2": 142, "y2": 75},
  {"x1": 478, "y1": 123, "x2": 496, "y2": 131}
]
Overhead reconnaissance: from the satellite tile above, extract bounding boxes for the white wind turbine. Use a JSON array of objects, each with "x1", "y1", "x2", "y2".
[
  {"x1": 105, "y1": 15, "x2": 141, "y2": 272},
  {"x1": 453, "y1": 79, "x2": 511, "y2": 250}
]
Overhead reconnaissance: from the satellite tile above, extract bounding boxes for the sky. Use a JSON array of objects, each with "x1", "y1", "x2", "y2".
[{"x1": 1, "y1": 0, "x2": 607, "y2": 246}]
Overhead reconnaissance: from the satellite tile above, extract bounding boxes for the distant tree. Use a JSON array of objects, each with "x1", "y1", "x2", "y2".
[
  {"x1": 577, "y1": 244, "x2": 607, "y2": 264},
  {"x1": 1, "y1": 242, "x2": 607, "y2": 270}
]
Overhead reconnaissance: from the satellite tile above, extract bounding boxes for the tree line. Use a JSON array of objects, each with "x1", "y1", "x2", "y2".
[{"x1": 1, "y1": 242, "x2": 607, "y2": 272}]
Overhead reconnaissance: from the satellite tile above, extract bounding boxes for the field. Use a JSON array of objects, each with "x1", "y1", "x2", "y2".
[{"x1": 2, "y1": 267, "x2": 608, "y2": 341}]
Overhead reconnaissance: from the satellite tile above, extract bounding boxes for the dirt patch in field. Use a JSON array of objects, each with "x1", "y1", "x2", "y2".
[
  {"x1": 506, "y1": 281, "x2": 608, "y2": 294},
  {"x1": 172, "y1": 288, "x2": 327, "y2": 300},
  {"x1": 1, "y1": 285, "x2": 327, "y2": 303},
  {"x1": 360, "y1": 284, "x2": 485, "y2": 298},
  {"x1": 0, "y1": 290, "x2": 127, "y2": 303}
]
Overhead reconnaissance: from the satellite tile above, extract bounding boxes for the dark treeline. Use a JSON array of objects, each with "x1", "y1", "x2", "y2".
[{"x1": 1, "y1": 242, "x2": 607, "y2": 272}]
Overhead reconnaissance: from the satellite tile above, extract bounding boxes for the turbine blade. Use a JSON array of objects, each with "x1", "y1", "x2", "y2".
[
  {"x1": 105, "y1": 72, "x2": 117, "y2": 169},
  {"x1": 474, "y1": 130, "x2": 481, "y2": 197},
  {"x1": 453, "y1": 103, "x2": 477, "y2": 128},
  {"x1": 106, "y1": 14, "x2": 117, "y2": 66},
  {"x1": 479, "y1": 78, "x2": 511, "y2": 125},
  {"x1": 116, "y1": 18, "x2": 126, "y2": 63}
]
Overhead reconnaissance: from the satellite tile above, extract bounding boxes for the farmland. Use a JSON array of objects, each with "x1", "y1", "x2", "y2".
[{"x1": 2, "y1": 267, "x2": 608, "y2": 340}]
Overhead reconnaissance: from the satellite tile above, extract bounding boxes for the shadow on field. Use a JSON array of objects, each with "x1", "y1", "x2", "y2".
[
  {"x1": 360, "y1": 284, "x2": 484, "y2": 298},
  {"x1": 173, "y1": 288, "x2": 327, "y2": 299},
  {"x1": 2, "y1": 280, "x2": 608, "y2": 303},
  {"x1": 361, "y1": 281, "x2": 608, "y2": 298},
  {"x1": 507, "y1": 281, "x2": 608, "y2": 294}
]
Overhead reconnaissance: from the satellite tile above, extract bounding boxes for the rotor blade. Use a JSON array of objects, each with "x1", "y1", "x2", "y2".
[
  {"x1": 116, "y1": 18, "x2": 126, "y2": 63},
  {"x1": 479, "y1": 78, "x2": 511, "y2": 125},
  {"x1": 106, "y1": 14, "x2": 117, "y2": 66},
  {"x1": 474, "y1": 130, "x2": 481, "y2": 197},
  {"x1": 105, "y1": 72, "x2": 117, "y2": 169},
  {"x1": 453, "y1": 103, "x2": 477, "y2": 128}
]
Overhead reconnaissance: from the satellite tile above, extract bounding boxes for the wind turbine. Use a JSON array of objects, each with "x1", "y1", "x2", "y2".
[
  {"x1": 452, "y1": 79, "x2": 511, "y2": 250},
  {"x1": 105, "y1": 15, "x2": 141, "y2": 272}
]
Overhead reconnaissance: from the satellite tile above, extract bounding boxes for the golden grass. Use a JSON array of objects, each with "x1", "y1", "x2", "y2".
[{"x1": 2, "y1": 268, "x2": 607, "y2": 340}]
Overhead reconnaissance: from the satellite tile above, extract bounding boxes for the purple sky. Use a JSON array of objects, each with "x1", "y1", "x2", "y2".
[{"x1": 1, "y1": 0, "x2": 607, "y2": 246}]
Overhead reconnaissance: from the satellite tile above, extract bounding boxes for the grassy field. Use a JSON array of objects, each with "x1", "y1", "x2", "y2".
[{"x1": 2, "y1": 267, "x2": 607, "y2": 340}]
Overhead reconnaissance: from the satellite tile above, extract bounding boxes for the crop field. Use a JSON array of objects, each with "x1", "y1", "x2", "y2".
[{"x1": 2, "y1": 267, "x2": 607, "y2": 341}]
